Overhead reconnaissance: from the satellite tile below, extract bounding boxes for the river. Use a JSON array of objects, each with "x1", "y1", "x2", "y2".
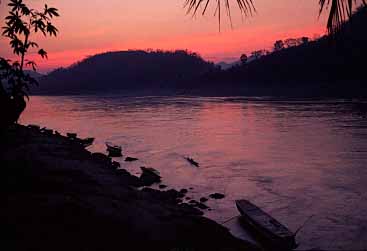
[{"x1": 21, "y1": 95, "x2": 367, "y2": 250}]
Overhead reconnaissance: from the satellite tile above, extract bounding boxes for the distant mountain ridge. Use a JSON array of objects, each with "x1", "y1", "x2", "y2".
[
  {"x1": 25, "y1": 70, "x2": 44, "y2": 80},
  {"x1": 216, "y1": 61, "x2": 240, "y2": 70},
  {"x1": 34, "y1": 6, "x2": 367, "y2": 97},
  {"x1": 202, "y1": 6, "x2": 367, "y2": 96},
  {"x1": 35, "y1": 50, "x2": 216, "y2": 94}
]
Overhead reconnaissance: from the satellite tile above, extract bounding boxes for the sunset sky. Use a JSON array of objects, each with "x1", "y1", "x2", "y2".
[{"x1": 0, "y1": 0, "x2": 328, "y2": 73}]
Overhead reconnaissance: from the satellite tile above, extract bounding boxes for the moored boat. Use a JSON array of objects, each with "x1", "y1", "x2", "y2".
[{"x1": 236, "y1": 200, "x2": 297, "y2": 250}]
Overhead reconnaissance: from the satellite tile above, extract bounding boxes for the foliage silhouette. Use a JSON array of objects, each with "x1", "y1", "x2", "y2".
[
  {"x1": 240, "y1": 54, "x2": 248, "y2": 65},
  {"x1": 200, "y1": 6, "x2": 367, "y2": 97},
  {"x1": 0, "y1": 0, "x2": 59, "y2": 128},
  {"x1": 185, "y1": 0, "x2": 366, "y2": 32},
  {"x1": 274, "y1": 40, "x2": 285, "y2": 51}
]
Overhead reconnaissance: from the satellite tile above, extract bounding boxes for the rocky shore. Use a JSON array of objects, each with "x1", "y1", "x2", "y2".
[{"x1": 1, "y1": 124, "x2": 258, "y2": 251}]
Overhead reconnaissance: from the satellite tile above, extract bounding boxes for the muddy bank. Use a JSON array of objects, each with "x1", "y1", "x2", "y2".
[{"x1": 0, "y1": 124, "x2": 257, "y2": 251}]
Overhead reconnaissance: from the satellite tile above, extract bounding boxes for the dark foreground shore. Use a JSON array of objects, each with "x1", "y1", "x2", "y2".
[{"x1": 1, "y1": 124, "x2": 257, "y2": 251}]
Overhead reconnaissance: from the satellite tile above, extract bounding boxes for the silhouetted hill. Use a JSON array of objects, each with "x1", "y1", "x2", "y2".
[
  {"x1": 25, "y1": 70, "x2": 44, "y2": 80},
  {"x1": 35, "y1": 7, "x2": 366, "y2": 97},
  {"x1": 36, "y1": 50, "x2": 215, "y2": 94},
  {"x1": 202, "y1": 6, "x2": 367, "y2": 97}
]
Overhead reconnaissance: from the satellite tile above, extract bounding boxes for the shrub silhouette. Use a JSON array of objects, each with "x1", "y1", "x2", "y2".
[{"x1": 0, "y1": 0, "x2": 59, "y2": 129}]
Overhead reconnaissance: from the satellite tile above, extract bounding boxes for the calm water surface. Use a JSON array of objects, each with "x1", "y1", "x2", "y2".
[{"x1": 21, "y1": 95, "x2": 367, "y2": 250}]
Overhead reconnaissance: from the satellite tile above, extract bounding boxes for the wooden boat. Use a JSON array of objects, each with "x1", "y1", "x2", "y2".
[
  {"x1": 235, "y1": 200, "x2": 297, "y2": 250},
  {"x1": 185, "y1": 157, "x2": 199, "y2": 167},
  {"x1": 106, "y1": 142, "x2": 122, "y2": 157}
]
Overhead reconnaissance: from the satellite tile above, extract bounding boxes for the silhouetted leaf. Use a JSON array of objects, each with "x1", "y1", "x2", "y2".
[
  {"x1": 26, "y1": 60, "x2": 37, "y2": 71},
  {"x1": 28, "y1": 41, "x2": 38, "y2": 48},
  {"x1": 44, "y1": 5, "x2": 59, "y2": 18},
  {"x1": 46, "y1": 22, "x2": 58, "y2": 36},
  {"x1": 21, "y1": 5, "x2": 30, "y2": 15},
  {"x1": 38, "y1": 49, "x2": 48, "y2": 59},
  {"x1": 185, "y1": 0, "x2": 255, "y2": 30},
  {"x1": 187, "y1": 0, "x2": 366, "y2": 33}
]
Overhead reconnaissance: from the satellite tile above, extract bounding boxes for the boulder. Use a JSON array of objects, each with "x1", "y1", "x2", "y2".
[
  {"x1": 91, "y1": 152, "x2": 112, "y2": 166},
  {"x1": 139, "y1": 167, "x2": 161, "y2": 186},
  {"x1": 209, "y1": 193, "x2": 225, "y2": 200},
  {"x1": 179, "y1": 189, "x2": 188, "y2": 194},
  {"x1": 115, "y1": 169, "x2": 142, "y2": 187},
  {"x1": 125, "y1": 157, "x2": 139, "y2": 162},
  {"x1": 188, "y1": 199, "x2": 209, "y2": 210},
  {"x1": 112, "y1": 161, "x2": 120, "y2": 169},
  {"x1": 200, "y1": 197, "x2": 208, "y2": 203}
]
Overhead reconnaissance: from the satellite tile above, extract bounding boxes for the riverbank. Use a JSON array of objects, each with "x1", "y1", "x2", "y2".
[{"x1": 1, "y1": 124, "x2": 258, "y2": 251}]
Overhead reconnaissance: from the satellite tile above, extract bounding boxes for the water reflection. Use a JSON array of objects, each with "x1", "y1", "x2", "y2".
[{"x1": 21, "y1": 96, "x2": 367, "y2": 250}]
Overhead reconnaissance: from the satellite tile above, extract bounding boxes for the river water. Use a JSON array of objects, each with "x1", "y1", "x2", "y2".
[{"x1": 21, "y1": 95, "x2": 367, "y2": 250}]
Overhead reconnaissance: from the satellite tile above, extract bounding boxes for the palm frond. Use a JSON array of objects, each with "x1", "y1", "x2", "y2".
[
  {"x1": 184, "y1": 0, "x2": 256, "y2": 31},
  {"x1": 320, "y1": 0, "x2": 367, "y2": 33},
  {"x1": 185, "y1": 0, "x2": 366, "y2": 33}
]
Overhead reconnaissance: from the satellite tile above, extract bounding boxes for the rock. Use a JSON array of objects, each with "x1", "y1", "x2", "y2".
[
  {"x1": 107, "y1": 150, "x2": 122, "y2": 158},
  {"x1": 67, "y1": 133, "x2": 77, "y2": 139},
  {"x1": 78, "y1": 137, "x2": 95, "y2": 147},
  {"x1": 112, "y1": 161, "x2": 120, "y2": 169},
  {"x1": 125, "y1": 157, "x2": 139, "y2": 162},
  {"x1": 91, "y1": 152, "x2": 112, "y2": 166},
  {"x1": 180, "y1": 189, "x2": 188, "y2": 194},
  {"x1": 159, "y1": 184, "x2": 167, "y2": 189},
  {"x1": 196, "y1": 203, "x2": 209, "y2": 210},
  {"x1": 177, "y1": 189, "x2": 188, "y2": 198},
  {"x1": 165, "y1": 189, "x2": 181, "y2": 201},
  {"x1": 188, "y1": 200, "x2": 209, "y2": 210},
  {"x1": 177, "y1": 192, "x2": 185, "y2": 198},
  {"x1": 209, "y1": 193, "x2": 225, "y2": 200},
  {"x1": 189, "y1": 187, "x2": 194, "y2": 190},
  {"x1": 139, "y1": 167, "x2": 161, "y2": 186},
  {"x1": 27, "y1": 124, "x2": 40, "y2": 130},
  {"x1": 40, "y1": 128, "x2": 53, "y2": 136},
  {"x1": 141, "y1": 188, "x2": 180, "y2": 203},
  {"x1": 178, "y1": 203, "x2": 204, "y2": 216},
  {"x1": 115, "y1": 169, "x2": 142, "y2": 187},
  {"x1": 106, "y1": 143, "x2": 122, "y2": 157},
  {"x1": 200, "y1": 197, "x2": 208, "y2": 203},
  {"x1": 185, "y1": 197, "x2": 191, "y2": 200}
]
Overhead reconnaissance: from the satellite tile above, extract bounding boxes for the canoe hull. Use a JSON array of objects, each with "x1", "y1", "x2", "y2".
[{"x1": 236, "y1": 200, "x2": 297, "y2": 250}]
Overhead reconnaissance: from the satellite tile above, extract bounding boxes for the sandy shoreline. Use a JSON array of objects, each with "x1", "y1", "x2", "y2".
[{"x1": 1, "y1": 124, "x2": 258, "y2": 251}]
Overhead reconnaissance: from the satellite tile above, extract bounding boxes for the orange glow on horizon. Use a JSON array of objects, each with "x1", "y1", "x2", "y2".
[
  {"x1": 23, "y1": 24, "x2": 325, "y2": 73},
  {"x1": 0, "y1": 0, "x2": 328, "y2": 73}
]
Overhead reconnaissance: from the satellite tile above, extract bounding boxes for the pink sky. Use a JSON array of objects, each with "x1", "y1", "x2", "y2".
[{"x1": 0, "y1": 0, "x2": 328, "y2": 73}]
